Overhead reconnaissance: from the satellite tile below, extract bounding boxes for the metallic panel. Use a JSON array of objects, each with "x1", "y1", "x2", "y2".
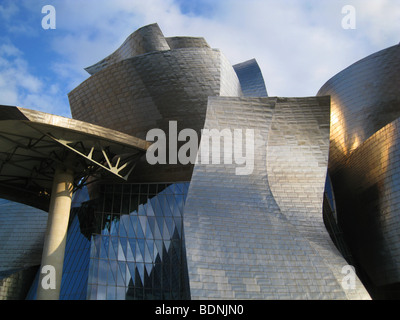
[
  {"x1": 267, "y1": 97, "x2": 330, "y2": 237},
  {"x1": 318, "y1": 44, "x2": 400, "y2": 175},
  {"x1": 0, "y1": 199, "x2": 47, "y2": 300},
  {"x1": 183, "y1": 96, "x2": 370, "y2": 299},
  {"x1": 332, "y1": 117, "x2": 400, "y2": 287},
  {"x1": 0, "y1": 200, "x2": 47, "y2": 274},
  {"x1": 69, "y1": 26, "x2": 242, "y2": 182},
  {"x1": 165, "y1": 37, "x2": 210, "y2": 50},
  {"x1": 233, "y1": 59, "x2": 268, "y2": 97},
  {"x1": 85, "y1": 23, "x2": 170, "y2": 75},
  {"x1": 69, "y1": 49, "x2": 241, "y2": 141},
  {"x1": 317, "y1": 44, "x2": 400, "y2": 296},
  {"x1": 0, "y1": 266, "x2": 38, "y2": 300}
]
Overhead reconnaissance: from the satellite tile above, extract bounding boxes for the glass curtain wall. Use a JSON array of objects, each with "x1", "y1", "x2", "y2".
[
  {"x1": 27, "y1": 182, "x2": 191, "y2": 300},
  {"x1": 87, "y1": 182, "x2": 190, "y2": 300}
]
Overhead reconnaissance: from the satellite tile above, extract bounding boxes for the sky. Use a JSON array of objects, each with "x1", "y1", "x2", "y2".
[{"x1": 0, "y1": 0, "x2": 399, "y2": 118}]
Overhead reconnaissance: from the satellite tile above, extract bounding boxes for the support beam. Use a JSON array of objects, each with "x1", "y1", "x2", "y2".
[{"x1": 36, "y1": 167, "x2": 74, "y2": 300}]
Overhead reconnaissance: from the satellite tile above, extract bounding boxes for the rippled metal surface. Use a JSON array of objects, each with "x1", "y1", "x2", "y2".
[{"x1": 183, "y1": 96, "x2": 370, "y2": 299}]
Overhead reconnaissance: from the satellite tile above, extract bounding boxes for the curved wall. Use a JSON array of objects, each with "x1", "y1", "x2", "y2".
[
  {"x1": 233, "y1": 59, "x2": 268, "y2": 97},
  {"x1": 183, "y1": 96, "x2": 370, "y2": 299},
  {"x1": 69, "y1": 27, "x2": 242, "y2": 182},
  {"x1": 318, "y1": 44, "x2": 400, "y2": 174},
  {"x1": 70, "y1": 49, "x2": 241, "y2": 141},
  {"x1": 166, "y1": 36, "x2": 210, "y2": 50},
  {"x1": 318, "y1": 43, "x2": 400, "y2": 297},
  {"x1": 333, "y1": 118, "x2": 400, "y2": 288},
  {"x1": 267, "y1": 97, "x2": 330, "y2": 242},
  {"x1": 85, "y1": 23, "x2": 170, "y2": 75}
]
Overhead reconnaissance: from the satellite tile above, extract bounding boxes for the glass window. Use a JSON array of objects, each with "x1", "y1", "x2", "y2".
[{"x1": 83, "y1": 182, "x2": 191, "y2": 300}]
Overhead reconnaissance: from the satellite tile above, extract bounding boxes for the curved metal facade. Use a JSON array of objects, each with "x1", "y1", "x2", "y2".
[
  {"x1": 337, "y1": 118, "x2": 400, "y2": 287},
  {"x1": 69, "y1": 25, "x2": 242, "y2": 141},
  {"x1": 69, "y1": 25, "x2": 242, "y2": 183},
  {"x1": 70, "y1": 49, "x2": 241, "y2": 140},
  {"x1": 233, "y1": 59, "x2": 268, "y2": 97},
  {"x1": 318, "y1": 45, "x2": 400, "y2": 175},
  {"x1": 85, "y1": 23, "x2": 171, "y2": 75},
  {"x1": 183, "y1": 96, "x2": 369, "y2": 299},
  {"x1": 318, "y1": 44, "x2": 400, "y2": 298}
]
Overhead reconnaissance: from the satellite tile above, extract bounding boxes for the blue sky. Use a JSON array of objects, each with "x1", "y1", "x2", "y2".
[{"x1": 0, "y1": 0, "x2": 399, "y2": 118}]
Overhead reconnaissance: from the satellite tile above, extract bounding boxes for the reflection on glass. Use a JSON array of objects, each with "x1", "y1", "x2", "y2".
[
  {"x1": 87, "y1": 182, "x2": 190, "y2": 300},
  {"x1": 26, "y1": 183, "x2": 190, "y2": 300}
]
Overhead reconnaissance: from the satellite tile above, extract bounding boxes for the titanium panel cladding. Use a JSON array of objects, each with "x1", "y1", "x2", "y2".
[
  {"x1": 0, "y1": 200, "x2": 47, "y2": 300},
  {"x1": 183, "y1": 96, "x2": 370, "y2": 300},
  {"x1": 318, "y1": 43, "x2": 400, "y2": 298},
  {"x1": 69, "y1": 24, "x2": 242, "y2": 141},
  {"x1": 85, "y1": 23, "x2": 170, "y2": 75},
  {"x1": 318, "y1": 44, "x2": 400, "y2": 175},
  {"x1": 233, "y1": 59, "x2": 268, "y2": 97},
  {"x1": 333, "y1": 118, "x2": 400, "y2": 288}
]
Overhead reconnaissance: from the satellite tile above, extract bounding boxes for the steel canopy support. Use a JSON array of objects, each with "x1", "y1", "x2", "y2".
[{"x1": 45, "y1": 133, "x2": 137, "y2": 181}]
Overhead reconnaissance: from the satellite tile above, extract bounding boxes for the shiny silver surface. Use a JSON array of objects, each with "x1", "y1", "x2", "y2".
[
  {"x1": 332, "y1": 118, "x2": 400, "y2": 287},
  {"x1": 85, "y1": 23, "x2": 170, "y2": 75},
  {"x1": 183, "y1": 96, "x2": 370, "y2": 299},
  {"x1": 69, "y1": 24, "x2": 242, "y2": 141},
  {"x1": 318, "y1": 44, "x2": 400, "y2": 175},
  {"x1": 318, "y1": 44, "x2": 400, "y2": 297},
  {"x1": 233, "y1": 59, "x2": 268, "y2": 97},
  {"x1": 69, "y1": 24, "x2": 242, "y2": 182}
]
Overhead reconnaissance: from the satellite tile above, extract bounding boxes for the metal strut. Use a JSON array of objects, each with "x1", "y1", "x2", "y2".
[{"x1": 45, "y1": 133, "x2": 137, "y2": 181}]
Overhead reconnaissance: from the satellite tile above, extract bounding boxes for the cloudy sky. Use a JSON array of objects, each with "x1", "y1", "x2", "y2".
[{"x1": 0, "y1": 0, "x2": 399, "y2": 117}]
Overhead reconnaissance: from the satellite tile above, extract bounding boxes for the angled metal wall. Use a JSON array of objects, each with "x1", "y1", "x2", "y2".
[
  {"x1": 183, "y1": 96, "x2": 370, "y2": 299},
  {"x1": 233, "y1": 59, "x2": 268, "y2": 97}
]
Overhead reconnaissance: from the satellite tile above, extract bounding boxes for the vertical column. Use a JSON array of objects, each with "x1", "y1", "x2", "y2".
[{"x1": 37, "y1": 167, "x2": 74, "y2": 300}]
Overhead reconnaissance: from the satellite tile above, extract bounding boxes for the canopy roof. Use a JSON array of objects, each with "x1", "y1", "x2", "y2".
[{"x1": 0, "y1": 105, "x2": 151, "y2": 211}]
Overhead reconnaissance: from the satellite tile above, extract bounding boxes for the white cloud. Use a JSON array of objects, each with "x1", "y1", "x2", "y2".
[
  {"x1": 43, "y1": 0, "x2": 400, "y2": 97},
  {"x1": 0, "y1": 44, "x2": 22, "y2": 57},
  {"x1": 0, "y1": 1, "x2": 19, "y2": 20},
  {"x1": 0, "y1": 42, "x2": 70, "y2": 116}
]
